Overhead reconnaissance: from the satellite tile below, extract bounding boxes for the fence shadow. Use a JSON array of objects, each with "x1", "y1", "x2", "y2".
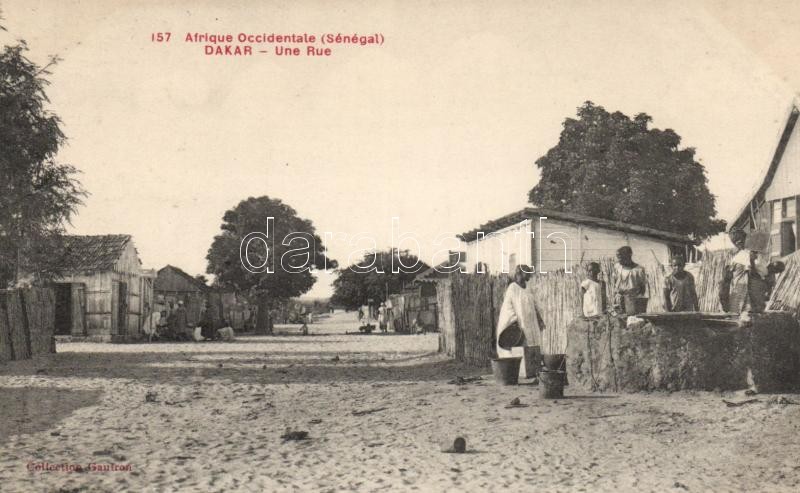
[
  {"x1": 0, "y1": 387, "x2": 103, "y2": 441},
  {"x1": 0, "y1": 349, "x2": 487, "y2": 385}
]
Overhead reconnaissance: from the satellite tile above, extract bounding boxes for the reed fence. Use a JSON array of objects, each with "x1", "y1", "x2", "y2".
[
  {"x1": 0, "y1": 287, "x2": 56, "y2": 361},
  {"x1": 437, "y1": 248, "x2": 793, "y2": 367},
  {"x1": 768, "y1": 249, "x2": 800, "y2": 316}
]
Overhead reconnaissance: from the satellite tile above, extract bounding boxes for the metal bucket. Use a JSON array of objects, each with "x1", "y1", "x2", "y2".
[
  {"x1": 539, "y1": 370, "x2": 565, "y2": 398},
  {"x1": 543, "y1": 353, "x2": 566, "y2": 371},
  {"x1": 490, "y1": 357, "x2": 522, "y2": 385}
]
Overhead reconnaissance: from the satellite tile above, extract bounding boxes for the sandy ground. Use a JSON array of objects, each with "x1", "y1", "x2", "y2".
[{"x1": 1, "y1": 311, "x2": 799, "y2": 492}]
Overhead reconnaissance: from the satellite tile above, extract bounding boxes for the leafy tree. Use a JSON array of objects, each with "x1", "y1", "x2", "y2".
[
  {"x1": 528, "y1": 101, "x2": 725, "y2": 240},
  {"x1": 331, "y1": 249, "x2": 429, "y2": 310},
  {"x1": 194, "y1": 274, "x2": 209, "y2": 286},
  {"x1": 0, "y1": 39, "x2": 86, "y2": 286},
  {"x1": 205, "y1": 196, "x2": 335, "y2": 334}
]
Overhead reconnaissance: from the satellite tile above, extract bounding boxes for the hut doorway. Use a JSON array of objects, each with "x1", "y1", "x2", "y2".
[
  {"x1": 780, "y1": 221, "x2": 797, "y2": 256},
  {"x1": 53, "y1": 284, "x2": 72, "y2": 335},
  {"x1": 117, "y1": 281, "x2": 128, "y2": 336}
]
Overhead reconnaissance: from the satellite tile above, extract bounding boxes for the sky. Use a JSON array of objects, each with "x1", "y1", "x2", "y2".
[{"x1": 1, "y1": 0, "x2": 798, "y2": 297}]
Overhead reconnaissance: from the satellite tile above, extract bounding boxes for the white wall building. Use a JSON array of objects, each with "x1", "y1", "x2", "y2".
[{"x1": 458, "y1": 208, "x2": 696, "y2": 274}]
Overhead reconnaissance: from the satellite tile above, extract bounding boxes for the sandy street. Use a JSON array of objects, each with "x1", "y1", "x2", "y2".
[{"x1": 0, "y1": 311, "x2": 798, "y2": 492}]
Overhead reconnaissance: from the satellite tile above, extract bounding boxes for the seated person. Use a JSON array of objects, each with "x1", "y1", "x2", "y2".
[
  {"x1": 663, "y1": 255, "x2": 699, "y2": 312},
  {"x1": 217, "y1": 325, "x2": 236, "y2": 341}
]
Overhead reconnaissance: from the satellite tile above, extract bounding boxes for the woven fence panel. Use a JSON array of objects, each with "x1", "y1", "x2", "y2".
[
  {"x1": 3, "y1": 290, "x2": 30, "y2": 360},
  {"x1": 436, "y1": 279, "x2": 456, "y2": 357},
  {"x1": 0, "y1": 299, "x2": 13, "y2": 362},
  {"x1": 450, "y1": 274, "x2": 495, "y2": 366},
  {"x1": 769, "y1": 250, "x2": 800, "y2": 316},
  {"x1": 23, "y1": 288, "x2": 56, "y2": 356}
]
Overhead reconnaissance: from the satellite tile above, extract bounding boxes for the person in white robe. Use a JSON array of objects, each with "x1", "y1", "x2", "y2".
[{"x1": 496, "y1": 265, "x2": 544, "y2": 357}]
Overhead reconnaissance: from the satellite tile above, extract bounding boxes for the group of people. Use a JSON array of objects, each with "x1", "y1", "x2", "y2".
[
  {"x1": 357, "y1": 302, "x2": 392, "y2": 332},
  {"x1": 580, "y1": 245, "x2": 700, "y2": 318},
  {"x1": 496, "y1": 234, "x2": 787, "y2": 355},
  {"x1": 581, "y1": 235, "x2": 785, "y2": 320},
  {"x1": 142, "y1": 300, "x2": 235, "y2": 342}
]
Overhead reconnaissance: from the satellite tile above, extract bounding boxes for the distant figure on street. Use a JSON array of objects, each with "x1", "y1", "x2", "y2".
[
  {"x1": 411, "y1": 316, "x2": 425, "y2": 334},
  {"x1": 192, "y1": 326, "x2": 205, "y2": 342},
  {"x1": 171, "y1": 301, "x2": 189, "y2": 340},
  {"x1": 378, "y1": 302, "x2": 387, "y2": 332},
  {"x1": 143, "y1": 302, "x2": 161, "y2": 342},
  {"x1": 357, "y1": 306, "x2": 364, "y2": 322},
  {"x1": 581, "y1": 262, "x2": 607, "y2": 317},
  {"x1": 496, "y1": 265, "x2": 544, "y2": 357},
  {"x1": 663, "y1": 255, "x2": 699, "y2": 312},
  {"x1": 156, "y1": 310, "x2": 168, "y2": 339},
  {"x1": 217, "y1": 321, "x2": 235, "y2": 341},
  {"x1": 199, "y1": 313, "x2": 215, "y2": 340},
  {"x1": 613, "y1": 246, "x2": 648, "y2": 315}
]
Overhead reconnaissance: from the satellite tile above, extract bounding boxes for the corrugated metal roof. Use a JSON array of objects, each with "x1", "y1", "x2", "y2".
[
  {"x1": 457, "y1": 207, "x2": 696, "y2": 245},
  {"x1": 58, "y1": 235, "x2": 132, "y2": 273}
]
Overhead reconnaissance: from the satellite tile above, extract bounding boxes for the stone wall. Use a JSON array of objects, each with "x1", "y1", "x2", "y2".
[{"x1": 567, "y1": 312, "x2": 800, "y2": 392}]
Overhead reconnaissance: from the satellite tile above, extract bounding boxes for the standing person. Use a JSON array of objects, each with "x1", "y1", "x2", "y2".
[
  {"x1": 718, "y1": 229, "x2": 768, "y2": 313},
  {"x1": 143, "y1": 302, "x2": 161, "y2": 342},
  {"x1": 377, "y1": 302, "x2": 387, "y2": 333},
  {"x1": 748, "y1": 260, "x2": 786, "y2": 313},
  {"x1": 581, "y1": 262, "x2": 607, "y2": 317},
  {"x1": 496, "y1": 265, "x2": 545, "y2": 357},
  {"x1": 199, "y1": 311, "x2": 216, "y2": 340},
  {"x1": 613, "y1": 246, "x2": 648, "y2": 315},
  {"x1": 766, "y1": 261, "x2": 786, "y2": 299},
  {"x1": 663, "y1": 255, "x2": 699, "y2": 312},
  {"x1": 173, "y1": 300, "x2": 189, "y2": 340},
  {"x1": 357, "y1": 306, "x2": 364, "y2": 323}
]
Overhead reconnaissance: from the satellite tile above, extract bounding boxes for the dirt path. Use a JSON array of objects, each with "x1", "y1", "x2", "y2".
[{"x1": 0, "y1": 311, "x2": 799, "y2": 492}]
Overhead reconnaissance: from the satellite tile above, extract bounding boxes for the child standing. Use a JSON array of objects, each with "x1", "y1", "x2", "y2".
[
  {"x1": 581, "y1": 262, "x2": 607, "y2": 317},
  {"x1": 663, "y1": 255, "x2": 699, "y2": 312}
]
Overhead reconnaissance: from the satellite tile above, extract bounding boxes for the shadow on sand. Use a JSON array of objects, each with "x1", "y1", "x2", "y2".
[
  {"x1": 0, "y1": 387, "x2": 103, "y2": 441},
  {"x1": 0, "y1": 349, "x2": 487, "y2": 386}
]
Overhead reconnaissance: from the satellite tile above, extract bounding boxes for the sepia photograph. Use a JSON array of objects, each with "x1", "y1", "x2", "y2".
[{"x1": 1, "y1": 1, "x2": 800, "y2": 491}]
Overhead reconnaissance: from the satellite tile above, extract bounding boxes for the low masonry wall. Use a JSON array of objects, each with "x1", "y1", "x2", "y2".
[{"x1": 567, "y1": 312, "x2": 800, "y2": 393}]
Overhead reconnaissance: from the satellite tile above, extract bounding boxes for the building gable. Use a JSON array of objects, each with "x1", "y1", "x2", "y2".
[
  {"x1": 154, "y1": 265, "x2": 205, "y2": 293},
  {"x1": 730, "y1": 102, "x2": 800, "y2": 232}
]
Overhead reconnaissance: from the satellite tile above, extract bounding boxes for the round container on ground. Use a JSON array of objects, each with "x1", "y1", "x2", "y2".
[
  {"x1": 491, "y1": 357, "x2": 522, "y2": 385},
  {"x1": 539, "y1": 370, "x2": 565, "y2": 398}
]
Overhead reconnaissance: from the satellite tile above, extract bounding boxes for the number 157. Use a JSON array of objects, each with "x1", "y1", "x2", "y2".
[{"x1": 151, "y1": 32, "x2": 171, "y2": 42}]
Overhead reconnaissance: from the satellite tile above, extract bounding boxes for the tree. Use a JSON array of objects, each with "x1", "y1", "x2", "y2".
[
  {"x1": 0, "y1": 40, "x2": 86, "y2": 286},
  {"x1": 205, "y1": 196, "x2": 335, "y2": 334},
  {"x1": 194, "y1": 274, "x2": 209, "y2": 286},
  {"x1": 331, "y1": 249, "x2": 429, "y2": 310},
  {"x1": 528, "y1": 101, "x2": 725, "y2": 240}
]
